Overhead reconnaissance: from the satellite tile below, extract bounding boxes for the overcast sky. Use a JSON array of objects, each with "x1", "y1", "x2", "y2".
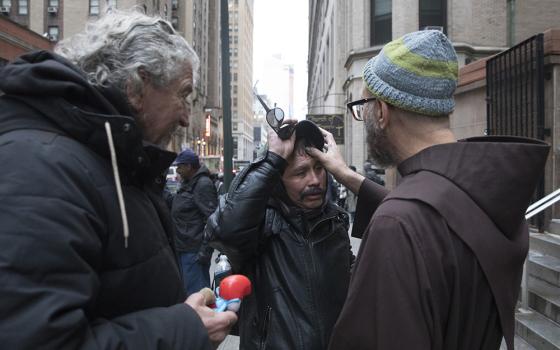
[{"x1": 253, "y1": 0, "x2": 309, "y2": 120}]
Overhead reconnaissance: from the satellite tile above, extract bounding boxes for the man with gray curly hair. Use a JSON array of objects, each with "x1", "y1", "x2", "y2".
[{"x1": 0, "y1": 9, "x2": 236, "y2": 350}]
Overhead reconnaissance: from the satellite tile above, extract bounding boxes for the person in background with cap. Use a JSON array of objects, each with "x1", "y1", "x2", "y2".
[
  {"x1": 306, "y1": 30, "x2": 549, "y2": 350},
  {"x1": 0, "y1": 9, "x2": 235, "y2": 350},
  {"x1": 172, "y1": 148, "x2": 218, "y2": 296},
  {"x1": 205, "y1": 121, "x2": 354, "y2": 350}
]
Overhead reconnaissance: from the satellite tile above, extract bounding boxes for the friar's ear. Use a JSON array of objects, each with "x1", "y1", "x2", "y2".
[{"x1": 377, "y1": 100, "x2": 392, "y2": 129}]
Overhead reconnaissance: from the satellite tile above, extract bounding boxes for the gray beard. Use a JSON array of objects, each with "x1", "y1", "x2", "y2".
[{"x1": 365, "y1": 116, "x2": 399, "y2": 168}]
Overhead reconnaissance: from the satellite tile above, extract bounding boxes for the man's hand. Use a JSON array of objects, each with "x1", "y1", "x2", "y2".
[
  {"x1": 268, "y1": 120, "x2": 297, "y2": 160},
  {"x1": 185, "y1": 292, "x2": 238, "y2": 349},
  {"x1": 305, "y1": 127, "x2": 365, "y2": 194}
]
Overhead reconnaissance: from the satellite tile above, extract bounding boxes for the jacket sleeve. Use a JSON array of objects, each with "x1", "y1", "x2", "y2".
[
  {"x1": 194, "y1": 176, "x2": 219, "y2": 219},
  {"x1": 328, "y1": 215, "x2": 432, "y2": 350},
  {"x1": 206, "y1": 151, "x2": 287, "y2": 269},
  {"x1": 351, "y1": 178, "x2": 390, "y2": 239},
  {"x1": 0, "y1": 134, "x2": 211, "y2": 350}
]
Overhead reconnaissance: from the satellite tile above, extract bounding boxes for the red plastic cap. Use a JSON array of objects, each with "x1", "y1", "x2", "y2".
[{"x1": 219, "y1": 274, "x2": 252, "y2": 300}]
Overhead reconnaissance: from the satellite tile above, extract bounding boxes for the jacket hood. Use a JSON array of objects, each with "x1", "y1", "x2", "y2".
[
  {"x1": 397, "y1": 136, "x2": 550, "y2": 237},
  {"x1": 0, "y1": 50, "x2": 175, "y2": 180},
  {"x1": 179, "y1": 165, "x2": 211, "y2": 188}
]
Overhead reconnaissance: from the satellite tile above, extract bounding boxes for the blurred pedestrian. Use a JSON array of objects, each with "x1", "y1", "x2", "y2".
[
  {"x1": 307, "y1": 30, "x2": 549, "y2": 350},
  {"x1": 344, "y1": 165, "x2": 358, "y2": 222},
  {"x1": 363, "y1": 161, "x2": 385, "y2": 186},
  {"x1": 172, "y1": 149, "x2": 218, "y2": 296},
  {"x1": 214, "y1": 173, "x2": 226, "y2": 196},
  {"x1": 0, "y1": 9, "x2": 235, "y2": 350}
]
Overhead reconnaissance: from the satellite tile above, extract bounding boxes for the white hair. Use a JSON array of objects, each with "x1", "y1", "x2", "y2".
[{"x1": 55, "y1": 8, "x2": 199, "y2": 96}]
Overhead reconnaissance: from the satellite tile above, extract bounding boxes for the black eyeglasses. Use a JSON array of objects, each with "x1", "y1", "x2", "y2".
[
  {"x1": 347, "y1": 98, "x2": 377, "y2": 121},
  {"x1": 255, "y1": 91, "x2": 296, "y2": 140}
]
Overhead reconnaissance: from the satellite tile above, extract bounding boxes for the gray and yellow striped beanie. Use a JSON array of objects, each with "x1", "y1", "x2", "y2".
[{"x1": 363, "y1": 30, "x2": 458, "y2": 116}]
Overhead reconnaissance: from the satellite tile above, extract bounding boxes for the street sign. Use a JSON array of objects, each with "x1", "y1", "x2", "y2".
[{"x1": 306, "y1": 114, "x2": 344, "y2": 144}]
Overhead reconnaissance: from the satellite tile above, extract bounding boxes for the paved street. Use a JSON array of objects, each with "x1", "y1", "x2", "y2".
[{"x1": 217, "y1": 335, "x2": 240, "y2": 350}]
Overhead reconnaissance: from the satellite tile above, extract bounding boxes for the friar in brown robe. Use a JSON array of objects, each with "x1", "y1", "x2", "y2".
[{"x1": 306, "y1": 30, "x2": 550, "y2": 350}]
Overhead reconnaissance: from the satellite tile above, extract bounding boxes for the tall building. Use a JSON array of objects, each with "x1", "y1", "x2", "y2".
[
  {"x1": 1, "y1": 0, "x2": 173, "y2": 42},
  {"x1": 229, "y1": 0, "x2": 254, "y2": 162},
  {"x1": 308, "y1": 0, "x2": 560, "y2": 184},
  {"x1": 172, "y1": 0, "x2": 223, "y2": 169},
  {"x1": 253, "y1": 93, "x2": 270, "y2": 159},
  {"x1": 256, "y1": 54, "x2": 295, "y2": 119}
]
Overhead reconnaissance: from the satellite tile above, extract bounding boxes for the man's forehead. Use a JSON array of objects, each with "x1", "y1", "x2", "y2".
[{"x1": 287, "y1": 151, "x2": 318, "y2": 171}]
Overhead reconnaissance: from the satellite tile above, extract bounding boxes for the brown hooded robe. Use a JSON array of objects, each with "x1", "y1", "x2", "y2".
[{"x1": 329, "y1": 136, "x2": 549, "y2": 350}]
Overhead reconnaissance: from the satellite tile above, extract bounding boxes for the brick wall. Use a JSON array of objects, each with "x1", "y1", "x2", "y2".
[{"x1": 0, "y1": 16, "x2": 53, "y2": 62}]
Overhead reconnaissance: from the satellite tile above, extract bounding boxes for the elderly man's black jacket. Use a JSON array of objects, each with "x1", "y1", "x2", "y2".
[
  {"x1": 0, "y1": 51, "x2": 211, "y2": 349},
  {"x1": 206, "y1": 151, "x2": 353, "y2": 350}
]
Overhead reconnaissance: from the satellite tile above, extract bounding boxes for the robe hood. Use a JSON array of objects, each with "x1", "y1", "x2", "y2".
[{"x1": 397, "y1": 136, "x2": 550, "y2": 238}]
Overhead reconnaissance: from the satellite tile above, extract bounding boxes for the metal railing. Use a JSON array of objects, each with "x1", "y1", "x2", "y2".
[
  {"x1": 520, "y1": 188, "x2": 560, "y2": 310},
  {"x1": 486, "y1": 33, "x2": 546, "y2": 231}
]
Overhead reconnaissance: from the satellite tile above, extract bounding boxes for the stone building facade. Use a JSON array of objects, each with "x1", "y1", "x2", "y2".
[
  {"x1": 229, "y1": 0, "x2": 254, "y2": 163},
  {"x1": 308, "y1": 0, "x2": 560, "y2": 188}
]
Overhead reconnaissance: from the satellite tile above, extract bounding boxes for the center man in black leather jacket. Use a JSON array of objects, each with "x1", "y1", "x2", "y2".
[{"x1": 206, "y1": 122, "x2": 353, "y2": 350}]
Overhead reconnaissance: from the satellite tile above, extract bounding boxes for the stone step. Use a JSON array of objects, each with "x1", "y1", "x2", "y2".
[
  {"x1": 516, "y1": 311, "x2": 560, "y2": 350},
  {"x1": 500, "y1": 335, "x2": 537, "y2": 349},
  {"x1": 531, "y1": 232, "x2": 560, "y2": 258},
  {"x1": 528, "y1": 251, "x2": 560, "y2": 289},
  {"x1": 528, "y1": 276, "x2": 560, "y2": 324},
  {"x1": 548, "y1": 219, "x2": 560, "y2": 236}
]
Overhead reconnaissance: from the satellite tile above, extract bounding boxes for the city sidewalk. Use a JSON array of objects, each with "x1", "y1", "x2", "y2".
[{"x1": 217, "y1": 335, "x2": 240, "y2": 350}]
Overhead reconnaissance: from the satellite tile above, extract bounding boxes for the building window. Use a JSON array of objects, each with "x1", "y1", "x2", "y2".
[
  {"x1": 18, "y1": 0, "x2": 27, "y2": 14},
  {"x1": 370, "y1": 0, "x2": 392, "y2": 46},
  {"x1": 419, "y1": 0, "x2": 446, "y2": 33},
  {"x1": 48, "y1": 0, "x2": 58, "y2": 6},
  {"x1": 48, "y1": 26, "x2": 59, "y2": 41},
  {"x1": 172, "y1": 0, "x2": 178, "y2": 10},
  {"x1": 107, "y1": 0, "x2": 117, "y2": 9},
  {"x1": 90, "y1": 0, "x2": 99, "y2": 15},
  {"x1": 1, "y1": 0, "x2": 11, "y2": 7}
]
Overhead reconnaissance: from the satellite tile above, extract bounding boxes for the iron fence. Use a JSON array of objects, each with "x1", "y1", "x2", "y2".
[{"x1": 486, "y1": 33, "x2": 545, "y2": 230}]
